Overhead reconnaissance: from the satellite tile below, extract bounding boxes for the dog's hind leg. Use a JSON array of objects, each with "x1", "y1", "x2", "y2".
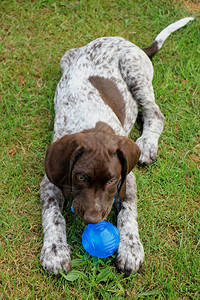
[{"x1": 119, "y1": 49, "x2": 164, "y2": 164}]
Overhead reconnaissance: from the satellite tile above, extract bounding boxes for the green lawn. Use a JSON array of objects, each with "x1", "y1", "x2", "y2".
[{"x1": 1, "y1": 0, "x2": 199, "y2": 299}]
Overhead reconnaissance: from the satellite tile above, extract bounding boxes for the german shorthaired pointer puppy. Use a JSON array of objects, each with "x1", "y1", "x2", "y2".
[{"x1": 40, "y1": 18, "x2": 194, "y2": 276}]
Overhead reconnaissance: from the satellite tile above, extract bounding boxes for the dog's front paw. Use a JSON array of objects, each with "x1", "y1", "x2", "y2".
[
  {"x1": 116, "y1": 237, "x2": 144, "y2": 276},
  {"x1": 40, "y1": 243, "x2": 72, "y2": 275},
  {"x1": 136, "y1": 135, "x2": 158, "y2": 164}
]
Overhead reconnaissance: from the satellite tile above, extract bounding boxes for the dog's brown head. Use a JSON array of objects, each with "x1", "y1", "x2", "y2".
[{"x1": 45, "y1": 122, "x2": 140, "y2": 224}]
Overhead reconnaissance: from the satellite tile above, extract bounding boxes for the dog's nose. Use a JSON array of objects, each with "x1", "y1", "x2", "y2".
[
  {"x1": 83, "y1": 200, "x2": 104, "y2": 224},
  {"x1": 83, "y1": 213, "x2": 103, "y2": 224}
]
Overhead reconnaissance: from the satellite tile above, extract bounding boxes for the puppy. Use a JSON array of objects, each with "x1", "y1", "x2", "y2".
[{"x1": 40, "y1": 17, "x2": 194, "y2": 276}]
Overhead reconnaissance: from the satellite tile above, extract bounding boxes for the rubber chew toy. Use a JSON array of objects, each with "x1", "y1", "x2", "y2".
[
  {"x1": 71, "y1": 204, "x2": 120, "y2": 258},
  {"x1": 82, "y1": 221, "x2": 120, "y2": 258}
]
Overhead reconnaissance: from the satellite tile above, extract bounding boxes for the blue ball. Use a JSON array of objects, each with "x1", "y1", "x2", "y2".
[
  {"x1": 82, "y1": 221, "x2": 120, "y2": 258},
  {"x1": 71, "y1": 205, "x2": 75, "y2": 213}
]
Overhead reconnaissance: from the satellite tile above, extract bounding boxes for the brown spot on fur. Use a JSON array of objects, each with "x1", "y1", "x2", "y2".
[
  {"x1": 44, "y1": 197, "x2": 55, "y2": 210},
  {"x1": 89, "y1": 76, "x2": 126, "y2": 126},
  {"x1": 143, "y1": 41, "x2": 159, "y2": 59},
  {"x1": 154, "y1": 109, "x2": 165, "y2": 121},
  {"x1": 52, "y1": 244, "x2": 57, "y2": 255}
]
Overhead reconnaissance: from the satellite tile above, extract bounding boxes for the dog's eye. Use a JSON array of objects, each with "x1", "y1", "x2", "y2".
[
  {"x1": 76, "y1": 174, "x2": 87, "y2": 182},
  {"x1": 107, "y1": 178, "x2": 117, "y2": 185}
]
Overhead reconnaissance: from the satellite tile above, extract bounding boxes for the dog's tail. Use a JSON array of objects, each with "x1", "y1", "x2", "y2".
[{"x1": 143, "y1": 17, "x2": 194, "y2": 59}]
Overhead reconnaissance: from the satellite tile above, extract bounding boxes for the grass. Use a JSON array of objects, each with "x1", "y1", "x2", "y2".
[{"x1": 0, "y1": 0, "x2": 199, "y2": 298}]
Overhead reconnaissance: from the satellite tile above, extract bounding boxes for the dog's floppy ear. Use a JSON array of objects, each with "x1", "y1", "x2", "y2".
[
  {"x1": 45, "y1": 133, "x2": 84, "y2": 194},
  {"x1": 116, "y1": 137, "x2": 141, "y2": 199}
]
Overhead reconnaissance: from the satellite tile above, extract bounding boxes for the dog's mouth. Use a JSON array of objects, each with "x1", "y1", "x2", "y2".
[
  {"x1": 71, "y1": 200, "x2": 113, "y2": 225},
  {"x1": 83, "y1": 216, "x2": 104, "y2": 225},
  {"x1": 80, "y1": 208, "x2": 106, "y2": 225}
]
